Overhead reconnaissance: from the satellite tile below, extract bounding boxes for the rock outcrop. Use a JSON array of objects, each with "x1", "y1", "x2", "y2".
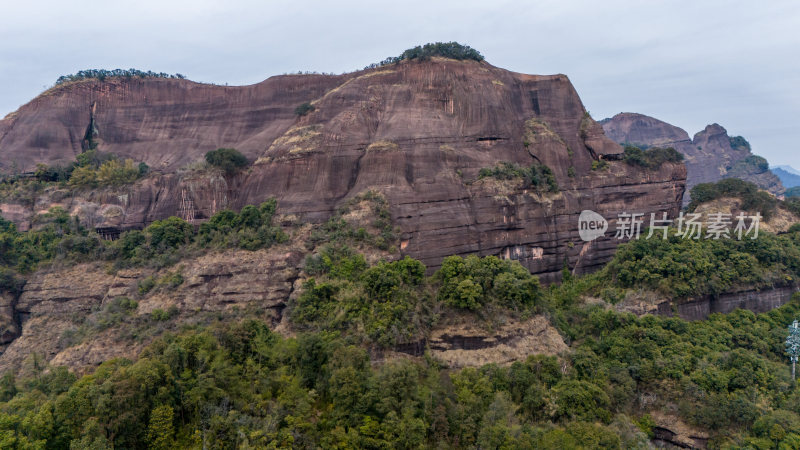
[
  {"x1": 1, "y1": 59, "x2": 686, "y2": 283},
  {"x1": 0, "y1": 245, "x2": 304, "y2": 373},
  {"x1": 614, "y1": 283, "x2": 798, "y2": 321},
  {"x1": 600, "y1": 112, "x2": 783, "y2": 203},
  {"x1": 664, "y1": 284, "x2": 798, "y2": 321},
  {"x1": 423, "y1": 316, "x2": 568, "y2": 368}
]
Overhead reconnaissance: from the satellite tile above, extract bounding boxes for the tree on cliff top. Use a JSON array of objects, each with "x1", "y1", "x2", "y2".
[
  {"x1": 367, "y1": 42, "x2": 484, "y2": 68},
  {"x1": 55, "y1": 69, "x2": 186, "y2": 85}
]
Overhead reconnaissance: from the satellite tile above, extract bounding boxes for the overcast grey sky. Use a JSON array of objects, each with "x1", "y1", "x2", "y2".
[{"x1": 1, "y1": 0, "x2": 798, "y2": 166}]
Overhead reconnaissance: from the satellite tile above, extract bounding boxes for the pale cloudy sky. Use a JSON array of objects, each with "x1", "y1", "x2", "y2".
[{"x1": 1, "y1": 0, "x2": 798, "y2": 166}]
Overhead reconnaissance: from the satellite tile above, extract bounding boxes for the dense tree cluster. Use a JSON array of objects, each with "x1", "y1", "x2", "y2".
[
  {"x1": 574, "y1": 302, "x2": 800, "y2": 448},
  {"x1": 69, "y1": 157, "x2": 148, "y2": 188},
  {"x1": 26, "y1": 149, "x2": 149, "y2": 188},
  {"x1": 3, "y1": 189, "x2": 800, "y2": 446},
  {"x1": 366, "y1": 42, "x2": 484, "y2": 69},
  {"x1": 0, "y1": 199, "x2": 285, "y2": 276},
  {"x1": 293, "y1": 247, "x2": 432, "y2": 347},
  {"x1": 436, "y1": 255, "x2": 542, "y2": 311},
  {"x1": 602, "y1": 226, "x2": 800, "y2": 298},
  {"x1": 195, "y1": 200, "x2": 286, "y2": 250},
  {"x1": 292, "y1": 250, "x2": 543, "y2": 348},
  {"x1": 622, "y1": 145, "x2": 684, "y2": 170},
  {"x1": 111, "y1": 200, "x2": 286, "y2": 268},
  {"x1": 55, "y1": 69, "x2": 186, "y2": 85},
  {"x1": 729, "y1": 135, "x2": 752, "y2": 152},
  {"x1": 0, "y1": 208, "x2": 99, "y2": 274}
]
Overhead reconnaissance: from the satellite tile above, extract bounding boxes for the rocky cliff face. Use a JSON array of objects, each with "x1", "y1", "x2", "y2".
[
  {"x1": 615, "y1": 283, "x2": 798, "y2": 322},
  {"x1": 600, "y1": 112, "x2": 783, "y2": 203},
  {"x1": 1, "y1": 59, "x2": 685, "y2": 283}
]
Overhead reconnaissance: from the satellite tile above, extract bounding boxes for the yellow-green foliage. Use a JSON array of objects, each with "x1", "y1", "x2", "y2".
[
  {"x1": 267, "y1": 125, "x2": 322, "y2": 156},
  {"x1": 579, "y1": 111, "x2": 593, "y2": 139},
  {"x1": 523, "y1": 118, "x2": 565, "y2": 148},
  {"x1": 69, "y1": 158, "x2": 141, "y2": 188},
  {"x1": 366, "y1": 140, "x2": 399, "y2": 152}
]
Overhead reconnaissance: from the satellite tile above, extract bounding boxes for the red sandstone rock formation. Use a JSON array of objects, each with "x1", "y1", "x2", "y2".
[{"x1": 0, "y1": 59, "x2": 686, "y2": 281}]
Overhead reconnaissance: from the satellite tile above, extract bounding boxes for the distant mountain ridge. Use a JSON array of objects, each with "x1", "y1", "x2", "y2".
[
  {"x1": 600, "y1": 113, "x2": 784, "y2": 203},
  {"x1": 775, "y1": 165, "x2": 800, "y2": 176},
  {"x1": 773, "y1": 167, "x2": 800, "y2": 188}
]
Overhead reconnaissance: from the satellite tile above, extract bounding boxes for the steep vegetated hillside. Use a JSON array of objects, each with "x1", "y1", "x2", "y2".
[
  {"x1": 1, "y1": 196, "x2": 800, "y2": 447},
  {"x1": 0, "y1": 173, "x2": 799, "y2": 447}
]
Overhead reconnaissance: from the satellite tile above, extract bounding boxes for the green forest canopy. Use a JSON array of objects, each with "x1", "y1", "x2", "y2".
[{"x1": 1, "y1": 262, "x2": 799, "y2": 448}]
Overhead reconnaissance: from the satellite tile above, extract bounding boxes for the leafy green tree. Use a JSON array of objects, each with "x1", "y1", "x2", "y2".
[
  {"x1": 452, "y1": 278, "x2": 483, "y2": 310},
  {"x1": 437, "y1": 254, "x2": 541, "y2": 310},
  {"x1": 147, "y1": 216, "x2": 193, "y2": 250},
  {"x1": 552, "y1": 380, "x2": 612, "y2": 423}
]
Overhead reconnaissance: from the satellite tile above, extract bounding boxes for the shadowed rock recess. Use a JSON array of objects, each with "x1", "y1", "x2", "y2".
[{"x1": 0, "y1": 58, "x2": 685, "y2": 281}]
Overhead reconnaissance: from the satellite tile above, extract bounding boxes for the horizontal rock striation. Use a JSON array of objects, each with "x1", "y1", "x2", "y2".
[{"x1": 659, "y1": 284, "x2": 798, "y2": 321}]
